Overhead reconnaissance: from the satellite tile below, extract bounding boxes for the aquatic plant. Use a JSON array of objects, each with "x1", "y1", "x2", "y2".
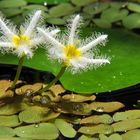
[
  {"x1": 0, "y1": 10, "x2": 59, "y2": 89},
  {"x1": 37, "y1": 15, "x2": 110, "y2": 92}
]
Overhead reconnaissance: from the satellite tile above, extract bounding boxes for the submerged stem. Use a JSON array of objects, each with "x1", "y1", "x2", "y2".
[
  {"x1": 38, "y1": 66, "x2": 66, "y2": 93},
  {"x1": 11, "y1": 55, "x2": 25, "y2": 89}
]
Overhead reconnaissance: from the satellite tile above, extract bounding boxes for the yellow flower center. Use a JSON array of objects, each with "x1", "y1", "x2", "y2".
[
  {"x1": 63, "y1": 45, "x2": 81, "y2": 65},
  {"x1": 12, "y1": 35, "x2": 31, "y2": 47}
]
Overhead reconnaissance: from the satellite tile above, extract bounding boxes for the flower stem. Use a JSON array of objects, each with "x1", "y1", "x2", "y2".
[
  {"x1": 11, "y1": 55, "x2": 25, "y2": 89},
  {"x1": 38, "y1": 66, "x2": 66, "y2": 93}
]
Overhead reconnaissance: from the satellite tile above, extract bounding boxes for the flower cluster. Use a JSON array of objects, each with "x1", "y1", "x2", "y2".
[
  {"x1": 0, "y1": 11, "x2": 110, "y2": 74},
  {"x1": 0, "y1": 10, "x2": 59, "y2": 58},
  {"x1": 37, "y1": 15, "x2": 110, "y2": 73}
]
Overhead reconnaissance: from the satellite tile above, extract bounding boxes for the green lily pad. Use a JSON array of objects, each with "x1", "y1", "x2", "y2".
[
  {"x1": 0, "y1": 115, "x2": 20, "y2": 127},
  {"x1": 0, "y1": 28, "x2": 140, "y2": 94},
  {"x1": 78, "y1": 124, "x2": 114, "y2": 135},
  {"x1": 55, "y1": 119, "x2": 76, "y2": 138},
  {"x1": 122, "y1": 129, "x2": 140, "y2": 140},
  {"x1": 0, "y1": 126, "x2": 15, "y2": 137},
  {"x1": 127, "y1": 3, "x2": 140, "y2": 13},
  {"x1": 14, "y1": 123, "x2": 59, "y2": 140},
  {"x1": 71, "y1": 0, "x2": 97, "y2": 7},
  {"x1": 101, "y1": 8, "x2": 128, "y2": 22},
  {"x1": 49, "y1": 3, "x2": 78, "y2": 17},
  {"x1": 0, "y1": 0, "x2": 27, "y2": 8},
  {"x1": 122, "y1": 13, "x2": 140, "y2": 29}
]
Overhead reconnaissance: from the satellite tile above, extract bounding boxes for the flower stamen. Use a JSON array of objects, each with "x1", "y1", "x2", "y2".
[
  {"x1": 63, "y1": 45, "x2": 81, "y2": 65},
  {"x1": 12, "y1": 35, "x2": 31, "y2": 47}
]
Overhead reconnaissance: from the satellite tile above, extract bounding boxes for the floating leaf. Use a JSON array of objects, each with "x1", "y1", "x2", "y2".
[
  {"x1": 22, "y1": 5, "x2": 48, "y2": 11},
  {"x1": 62, "y1": 94, "x2": 96, "y2": 102},
  {"x1": 25, "y1": 0, "x2": 69, "y2": 4},
  {"x1": 83, "y1": 3, "x2": 109, "y2": 15},
  {"x1": 78, "y1": 135, "x2": 99, "y2": 140},
  {"x1": 0, "y1": 98, "x2": 29, "y2": 115},
  {"x1": 0, "y1": 0, "x2": 27, "y2": 8},
  {"x1": 89, "y1": 102, "x2": 124, "y2": 113},
  {"x1": 80, "y1": 114, "x2": 113, "y2": 124},
  {"x1": 0, "y1": 126, "x2": 15, "y2": 137},
  {"x1": 14, "y1": 123, "x2": 59, "y2": 140},
  {"x1": 46, "y1": 17, "x2": 66, "y2": 25},
  {"x1": 51, "y1": 101, "x2": 91, "y2": 115},
  {"x1": 15, "y1": 83, "x2": 43, "y2": 95},
  {"x1": 122, "y1": 129, "x2": 140, "y2": 140},
  {"x1": 78, "y1": 124, "x2": 114, "y2": 135},
  {"x1": 110, "y1": 2, "x2": 125, "y2": 9},
  {"x1": 49, "y1": 3, "x2": 78, "y2": 17},
  {"x1": 122, "y1": 13, "x2": 140, "y2": 29},
  {"x1": 0, "y1": 138, "x2": 32, "y2": 140},
  {"x1": 71, "y1": 0, "x2": 97, "y2": 7},
  {"x1": 0, "y1": 28, "x2": 140, "y2": 93},
  {"x1": 99, "y1": 133, "x2": 122, "y2": 140},
  {"x1": 49, "y1": 84, "x2": 66, "y2": 96},
  {"x1": 55, "y1": 119, "x2": 76, "y2": 138},
  {"x1": 112, "y1": 119, "x2": 140, "y2": 132},
  {"x1": 127, "y1": 3, "x2": 140, "y2": 13},
  {"x1": 19, "y1": 106, "x2": 59, "y2": 123},
  {"x1": 60, "y1": 115, "x2": 81, "y2": 124},
  {"x1": 108, "y1": 133, "x2": 122, "y2": 140},
  {"x1": 101, "y1": 8, "x2": 128, "y2": 22},
  {"x1": 93, "y1": 19, "x2": 111, "y2": 28},
  {"x1": 0, "y1": 8, "x2": 23, "y2": 17},
  {"x1": 0, "y1": 80, "x2": 14, "y2": 99},
  {"x1": 113, "y1": 110, "x2": 140, "y2": 122},
  {"x1": 0, "y1": 115, "x2": 20, "y2": 127}
]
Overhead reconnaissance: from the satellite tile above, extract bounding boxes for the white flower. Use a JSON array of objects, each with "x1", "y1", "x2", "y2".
[
  {"x1": 0, "y1": 10, "x2": 59, "y2": 58},
  {"x1": 37, "y1": 15, "x2": 110, "y2": 73}
]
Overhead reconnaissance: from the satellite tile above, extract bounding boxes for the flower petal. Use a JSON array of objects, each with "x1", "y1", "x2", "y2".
[
  {"x1": 0, "y1": 18, "x2": 15, "y2": 39},
  {"x1": 37, "y1": 27, "x2": 64, "y2": 48},
  {"x1": 15, "y1": 45, "x2": 33, "y2": 58},
  {"x1": 81, "y1": 57, "x2": 110, "y2": 65},
  {"x1": 24, "y1": 10, "x2": 42, "y2": 37},
  {"x1": 0, "y1": 42, "x2": 13, "y2": 47},
  {"x1": 80, "y1": 35, "x2": 108, "y2": 53},
  {"x1": 68, "y1": 15, "x2": 80, "y2": 45}
]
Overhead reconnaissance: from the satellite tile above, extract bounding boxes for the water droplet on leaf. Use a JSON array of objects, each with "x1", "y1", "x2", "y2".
[
  {"x1": 96, "y1": 107, "x2": 104, "y2": 112},
  {"x1": 44, "y1": 2, "x2": 47, "y2": 6}
]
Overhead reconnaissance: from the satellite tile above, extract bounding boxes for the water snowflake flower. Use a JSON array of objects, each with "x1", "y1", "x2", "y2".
[
  {"x1": 0, "y1": 10, "x2": 59, "y2": 58},
  {"x1": 37, "y1": 15, "x2": 110, "y2": 73}
]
